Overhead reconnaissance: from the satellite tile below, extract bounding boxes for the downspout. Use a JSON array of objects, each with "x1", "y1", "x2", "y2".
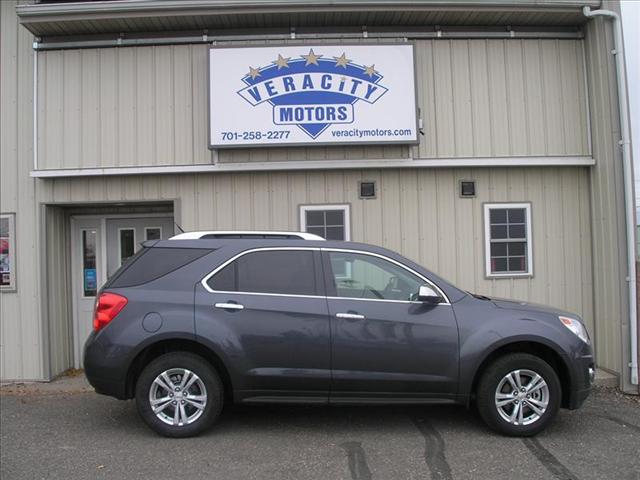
[{"x1": 583, "y1": 6, "x2": 638, "y2": 386}]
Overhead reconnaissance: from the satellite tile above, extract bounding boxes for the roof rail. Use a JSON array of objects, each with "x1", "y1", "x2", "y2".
[{"x1": 169, "y1": 230, "x2": 325, "y2": 241}]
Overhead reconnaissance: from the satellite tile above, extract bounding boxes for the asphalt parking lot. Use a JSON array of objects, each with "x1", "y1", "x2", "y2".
[{"x1": 1, "y1": 381, "x2": 639, "y2": 480}]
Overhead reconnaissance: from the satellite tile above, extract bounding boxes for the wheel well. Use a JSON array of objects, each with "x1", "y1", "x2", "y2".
[
  {"x1": 125, "y1": 339, "x2": 234, "y2": 403},
  {"x1": 470, "y1": 342, "x2": 571, "y2": 408}
]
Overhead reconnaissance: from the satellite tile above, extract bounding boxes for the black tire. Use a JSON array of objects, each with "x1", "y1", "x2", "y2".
[
  {"x1": 476, "y1": 353, "x2": 561, "y2": 437},
  {"x1": 135, "y1": 352, "x2": 223, "y2": 438}
]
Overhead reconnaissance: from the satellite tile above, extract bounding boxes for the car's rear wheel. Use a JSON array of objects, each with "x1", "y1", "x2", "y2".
[
  {"x1": 135, "y1": 352, "x2": 223, "y2": 438},
  {"x1": 476, "y1": 353, "x2": 561, "y2": 436}
]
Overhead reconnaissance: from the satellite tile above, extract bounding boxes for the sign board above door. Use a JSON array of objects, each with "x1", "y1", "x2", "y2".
[{"x1": 209, "y1": 44, "x2": 419, "y2": 148}]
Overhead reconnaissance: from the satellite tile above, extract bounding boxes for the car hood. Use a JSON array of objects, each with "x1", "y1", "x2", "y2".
[{"x1": 489, "y1": 297, "x2": 578, "y2": 319}]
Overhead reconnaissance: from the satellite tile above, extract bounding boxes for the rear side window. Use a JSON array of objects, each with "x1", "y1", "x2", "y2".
[
  {"x1": 207, "y1": 250, "x2": 316, "y2": 296},
  {"x1": 110, "y1": 248, "x2": 211, "y2": 287}
]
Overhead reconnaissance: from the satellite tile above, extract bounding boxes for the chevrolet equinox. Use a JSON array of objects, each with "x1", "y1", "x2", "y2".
[{"x1": 84, "y1": 236, "x2": 594, "y2": 437}]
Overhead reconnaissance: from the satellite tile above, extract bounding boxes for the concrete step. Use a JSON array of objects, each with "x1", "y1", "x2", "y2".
[{"x1": 593, "y1": 368, "x2": 618, "y2": 388}]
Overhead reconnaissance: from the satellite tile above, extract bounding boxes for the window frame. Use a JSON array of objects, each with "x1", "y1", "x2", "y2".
[
  {"x1": 0, "y1": 213, "x2": 17, "y2": 292},
  {"x1": 483, "y1": 202, "x2": 533, "y2": 278},
  {"x1": 202, "y1": 247, "x2": 324, "y2": 298},
  {"x1": 144, "y1": 226, "x2": 162, "y2": 241},
  {"x1": 322, "y1": 248, "x2": 449, "y2": 304},
  {"x1": 299, "y1": 204, "x2": 351, "y2": 241},
  {"x1": 117, "y1": 227, "x2": 137, "y2": 268},
  {"x1": 201, "y1": 247, "x2": 450, "y2": 305}
]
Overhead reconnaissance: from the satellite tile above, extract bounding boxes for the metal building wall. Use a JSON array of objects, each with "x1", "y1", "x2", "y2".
[
  {"x1": 583, "y1": 10, "x2": 630, "y2": 384},
  {"x1": 0, "y1": 0, "x2": 626, "y2": 383},
  {"x1": 35, "y1": 38, "x2": 589, "y2": 171},
  {"x1": 0, "y1": 0, "x2": 44, "y2": 381}
]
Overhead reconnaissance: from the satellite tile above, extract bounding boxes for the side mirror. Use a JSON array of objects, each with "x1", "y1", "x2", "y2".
[{"x1": 418, "y1": 285, "x2": 442, "y2": 304}]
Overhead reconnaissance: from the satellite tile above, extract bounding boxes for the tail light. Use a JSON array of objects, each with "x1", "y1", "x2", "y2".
[{"x1": 93, "y1": 292, "x2": 128, "y2": 332}]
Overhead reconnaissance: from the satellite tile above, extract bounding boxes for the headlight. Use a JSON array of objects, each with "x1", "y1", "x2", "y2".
[{"x1": 559, "y1": 316, "x2": 590, "y2": 344}]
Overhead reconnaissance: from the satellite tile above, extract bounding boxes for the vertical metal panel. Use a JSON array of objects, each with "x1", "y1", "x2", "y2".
[
  {"x1": 0, "y1": 1, "x2": 43, "y2": 381},
  {"x1": 584, "y1": 16, "x2": 627, "y2": 376},
  {"x1": 45, "y1": 206, "x2": 72, "y2": 377}
]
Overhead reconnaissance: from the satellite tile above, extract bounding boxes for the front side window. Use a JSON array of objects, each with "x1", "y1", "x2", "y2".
[
  {"x1": 327, "y1": 251, "x2": 424, "y2": 301},
  {"x1": 484, "y1": 203, "x2": 532, "y2": 277},
  {"x1": 300, "y1": 204, "x2": 350, "y2": 241},
  {"x1": 0, "y1": 214, "x2": 16, "y2": 291},
  {"x1": 207, "y1": 250, "x2": 317, "y2": 296}
]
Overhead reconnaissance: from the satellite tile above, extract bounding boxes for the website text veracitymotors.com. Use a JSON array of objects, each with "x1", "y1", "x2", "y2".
[{"x1": 331, "y1": 128, "x2": 413, "y2": 138}]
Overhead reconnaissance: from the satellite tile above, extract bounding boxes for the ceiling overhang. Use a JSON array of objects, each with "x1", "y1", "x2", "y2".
[{"x1": 17, "y1": 0, "x2": 601, "y2": 38}]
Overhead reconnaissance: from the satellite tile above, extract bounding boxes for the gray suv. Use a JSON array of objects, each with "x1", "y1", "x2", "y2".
[{"x1": 84, "y1": 237, "x2": 594, "y2": 438}]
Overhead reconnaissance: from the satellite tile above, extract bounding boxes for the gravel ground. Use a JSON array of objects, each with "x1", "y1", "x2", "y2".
[{"x1": 1, "y1": 380, "x2": 638, "y2": 480}]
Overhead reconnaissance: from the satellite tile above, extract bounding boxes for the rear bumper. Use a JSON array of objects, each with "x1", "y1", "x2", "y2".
[{"x1": 83, "y1": 331, "x2": 129, "y2": 400}]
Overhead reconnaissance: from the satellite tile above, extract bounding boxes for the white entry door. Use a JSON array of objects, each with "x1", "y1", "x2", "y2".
[
  {"x1": 105, "y1": 217, "x2": 174, "y2": 278},
  {"x1": 71, "y1": 215, "x2": 174, "y2": 367},
  {"x1": 71, "y1": 217, "x2": 104, "y2": 369}
]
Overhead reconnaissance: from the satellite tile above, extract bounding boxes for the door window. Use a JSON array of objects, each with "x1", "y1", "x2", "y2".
[
  {"x1": 327, "y1": 251, "x2": 423, "y2": 301},
  {"x1": 119, "y1": 228, "x2": 136, "y2": 266},
  {"x1": 81, "y1": 229, "x2": 98, "y2": 297},
  {"x1": 207, "y1": 250, "x2": 317, "y2": 296}
]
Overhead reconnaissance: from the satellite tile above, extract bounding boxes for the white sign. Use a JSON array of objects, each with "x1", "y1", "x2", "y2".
[{"x1": 209, "y1": 44, "x2": 418, "y2": 148}]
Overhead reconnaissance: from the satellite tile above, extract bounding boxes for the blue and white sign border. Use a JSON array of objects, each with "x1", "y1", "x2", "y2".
[{"x1": 208, "y1": 43, "x2": 419, "y2": 149}]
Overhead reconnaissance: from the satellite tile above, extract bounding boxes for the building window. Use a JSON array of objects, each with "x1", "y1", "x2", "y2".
[
  {"x1": 484, "y1": 203, "x2": 532, "y2": 277},
  {"x1": 300, "y1": 204, "x2": 351, "y2": 241},
  {"x1": 0, "y1": 214, "x2": 16, "y2": 291}
]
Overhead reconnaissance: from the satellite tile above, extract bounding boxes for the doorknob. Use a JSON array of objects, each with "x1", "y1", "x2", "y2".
[
  {"x1": 336, "y1": 312, "x2": 365, "y2": 320},
  {"x1": 214, "y1": 303, "x2": 244, "y2": 310}
]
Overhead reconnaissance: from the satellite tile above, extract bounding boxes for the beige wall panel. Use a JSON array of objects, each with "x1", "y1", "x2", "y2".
[
  {"x1": 468, "y1": 42, "x2": 492, "y2": 157},
  {"x1": 36, "y1": 38, "x2": 589, "y2": 171},
  {"x1": 487, "y1": 41, "x2": 510, "y2": 157},
  {"x1": 522, "y1": 42, "x2": 546, "y2": 154},
  {"x1": 135, "y1": 47, "x2": 156, "y2": 166},
  {"x1": 117, "y1": 48, "x2": 137, "y2": 168},
  {"x1": 584, "y1": 15, "x2": 626, "y2": 376},
  {"x1": 63, "y1": 50, "x2": 82, "y2": 169},
  {"x1": 1, "y1": 1, "x2": 43, "y2": 381},
  {"x1": 541, "y1": 40, "x2": 565, "y2": 154},
  {"x1": 99, "y1": 49, "x2": 118, "y2": 167},
  {"x1": 504, "y1": 42, "x2": 527, "y2": 156},
  {"x1": 80, "y1": 50, "x2": 101, "y2": 168},
  {"x1": 451, "y1": 44, "x2": 473, "y2": 157}
]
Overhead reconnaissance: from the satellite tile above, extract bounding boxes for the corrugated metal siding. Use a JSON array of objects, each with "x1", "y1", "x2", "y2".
[
  {"x1": 39, "y1": 167, "x2": 594, "y2": 335},
  {"x1": 0, "y1": 1, "x2": 44, "y2": 381},
  {"x1": 583, "y1": 15, "x2": 627, "y2": 376},
  {"x1": 44, "y1": 206, "x2": 72, "y2": 377},
  {"x1": 36, "y1": 38, "x2": 589, "y2": 170},
  {"x1": 413, "y1": 39, "x2": 589, "y2": 159}
]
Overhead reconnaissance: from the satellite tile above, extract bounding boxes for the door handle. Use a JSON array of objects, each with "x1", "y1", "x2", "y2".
[
  {"x1": 214, "y1": 302, "x2": 244, "y2": 310},
  {"x1": 336, "y1": 312, "x2": 365, "y2": 320}
]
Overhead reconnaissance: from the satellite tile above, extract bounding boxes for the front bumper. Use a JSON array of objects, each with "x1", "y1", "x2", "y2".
[{"x1": 565, "y1": 347, "x2": 595, "y2": 410}]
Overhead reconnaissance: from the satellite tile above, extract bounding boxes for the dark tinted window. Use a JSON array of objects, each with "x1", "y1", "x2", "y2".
[
  {"x1": 109, "y1": 248, "x2": 211, "y2": 287},
  {"x1": 207, "y1": 250, "x2": 316, "y2": 296}
]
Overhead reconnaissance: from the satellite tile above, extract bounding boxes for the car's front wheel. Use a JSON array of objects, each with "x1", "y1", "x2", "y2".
[
  {"x1": 476, "y1": 353, "x2": 561, "y2": 436},
  {"x1": 135, "y1": 352, "x2": 223, "y2": 437}
]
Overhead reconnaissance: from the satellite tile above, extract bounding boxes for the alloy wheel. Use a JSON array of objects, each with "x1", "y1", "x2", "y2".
[
  {"x1": 494, "y1": 369, "x2": 549, "y2": 426},
  {"x1": 148, "y1": 368, "x2": 208, "y2": 426}
]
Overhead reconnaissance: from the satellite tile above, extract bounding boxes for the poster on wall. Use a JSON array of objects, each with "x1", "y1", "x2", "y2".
[
  {"x1": 0, "y1": 214, "x2": 15, "y2": 289},
  {"x1": 209, "y1": 44, "x2": 418, "y2": 148}
]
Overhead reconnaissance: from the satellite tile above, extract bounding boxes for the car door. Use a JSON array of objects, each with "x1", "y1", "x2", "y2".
[
  {"x1": 322, "y1": 249, "x2": 459, "y2": 400},
  {"x1": 194, "y1": 247, "x2": 331, "y2": 402}
]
